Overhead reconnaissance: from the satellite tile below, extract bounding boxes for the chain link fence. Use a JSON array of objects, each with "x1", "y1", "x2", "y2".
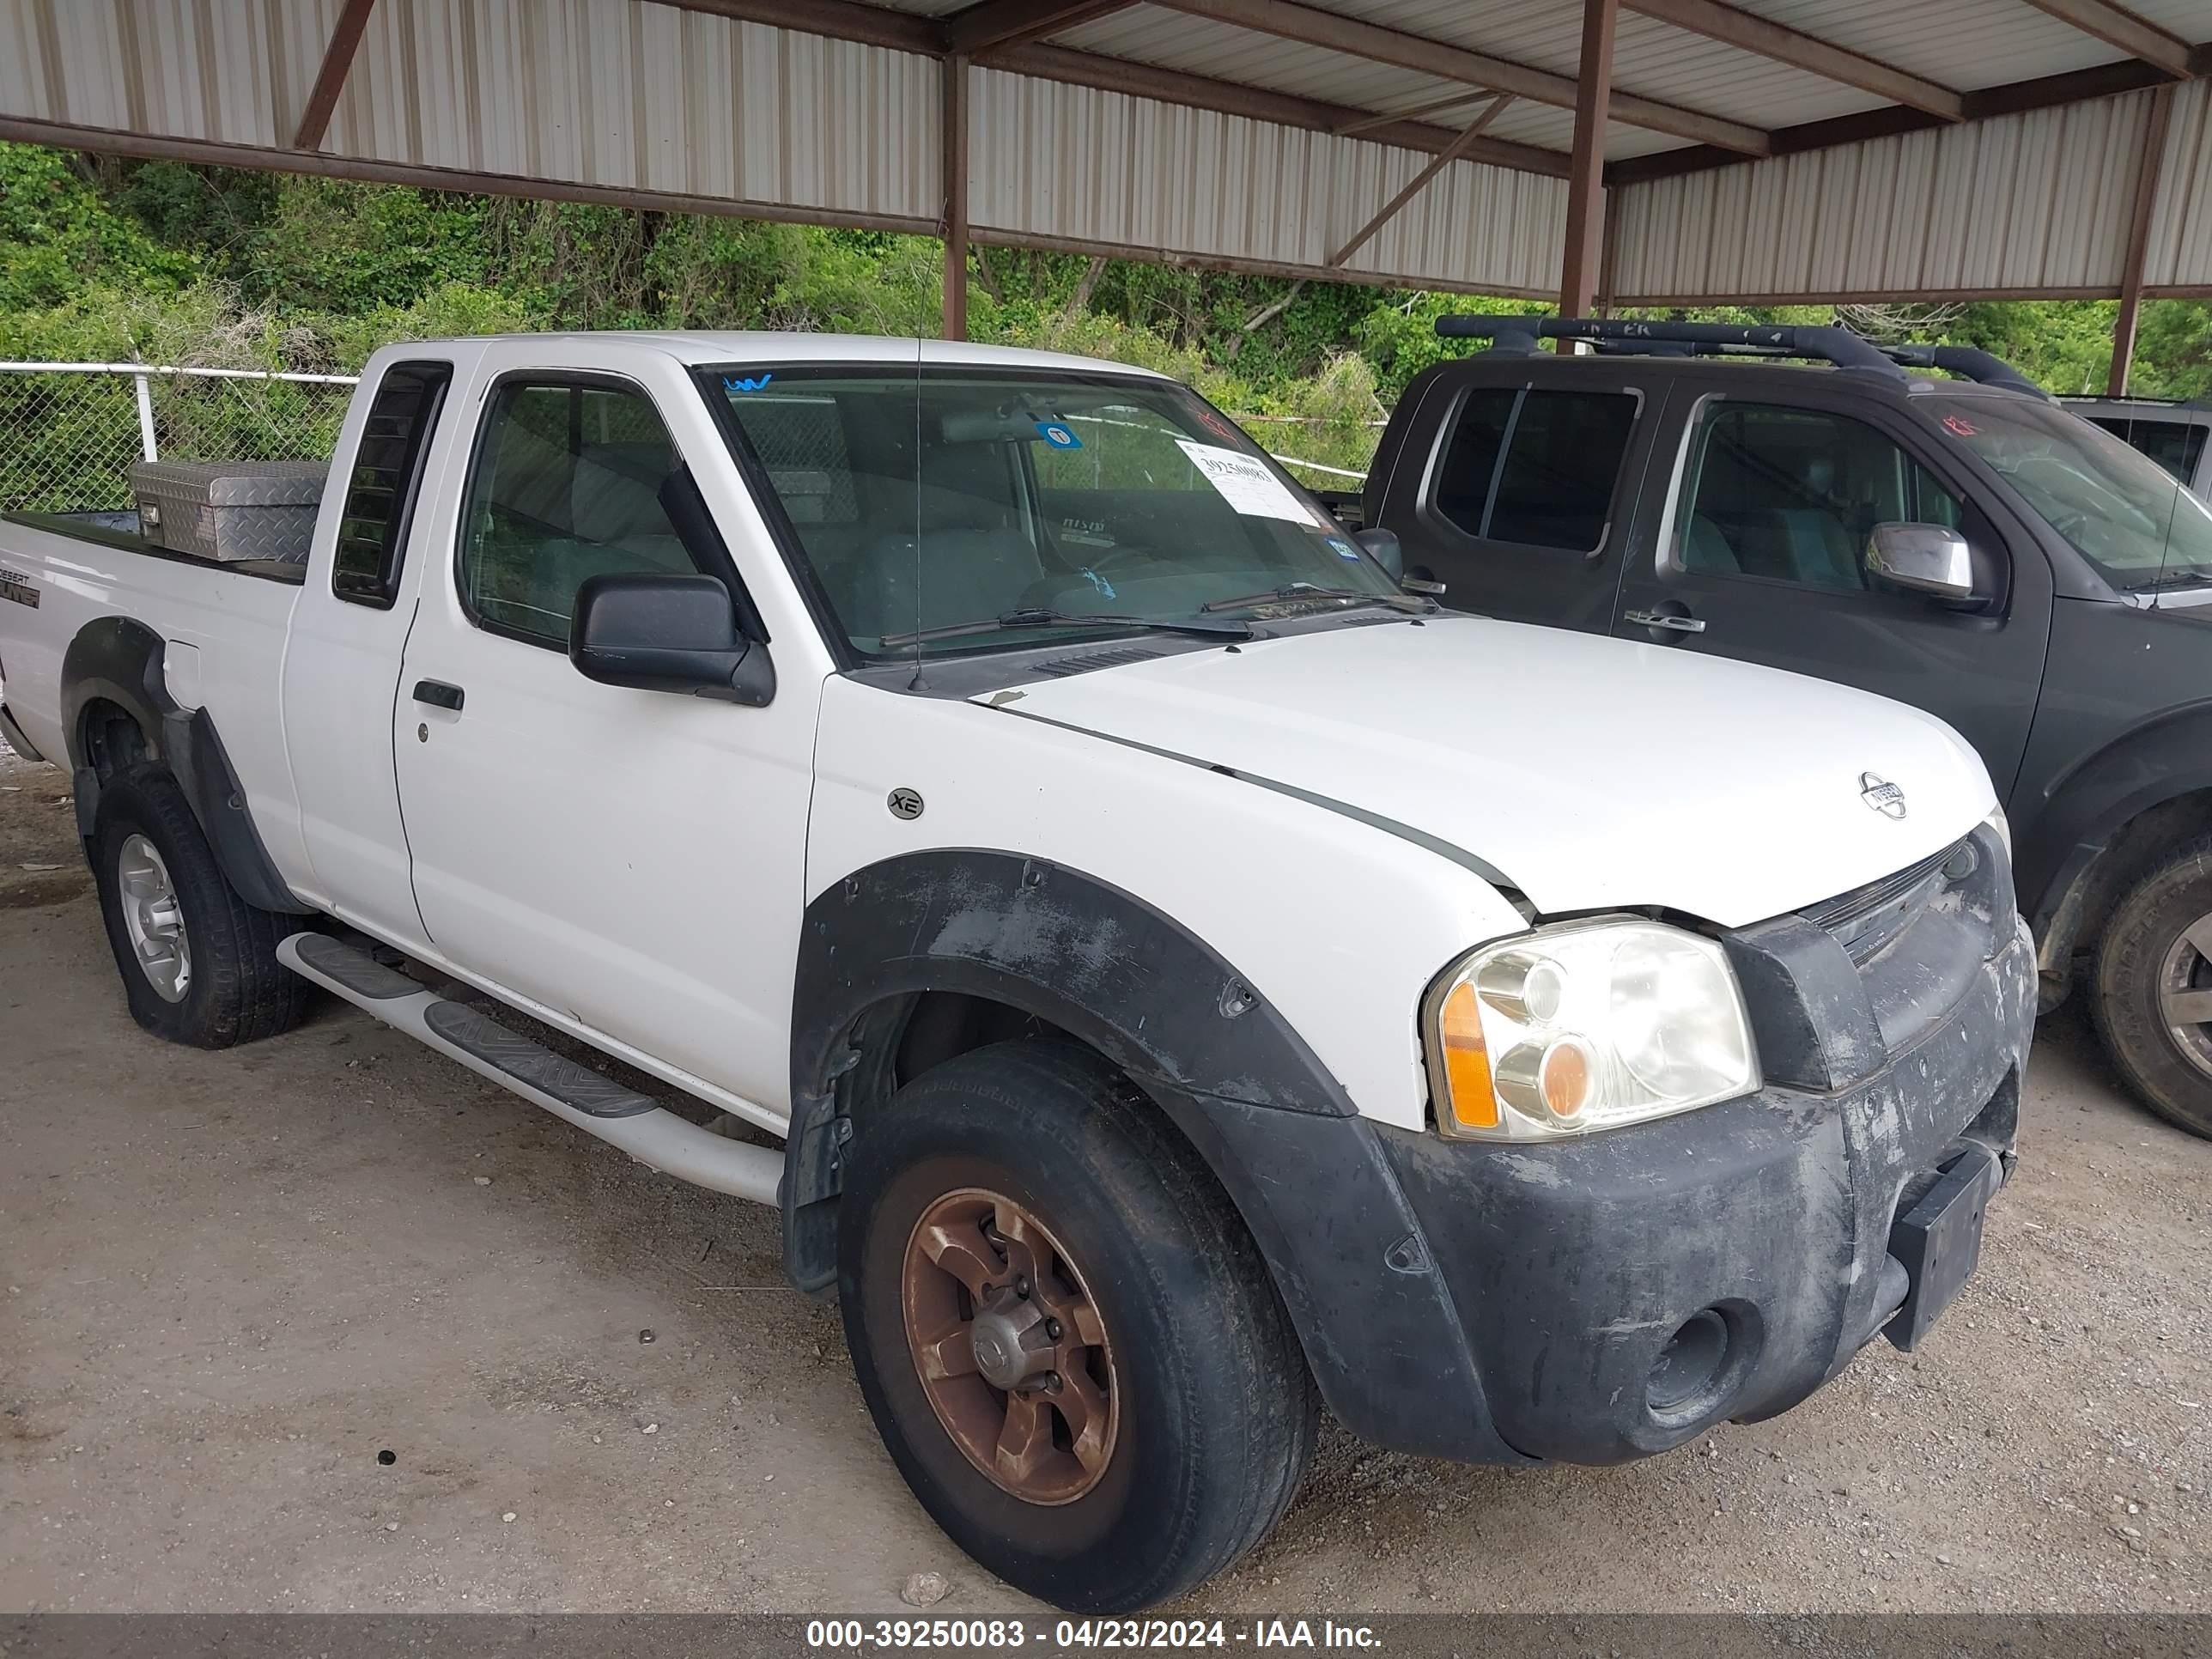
[
  {"x1": 0, "y1": 363, "x2": 358, "y2": 516},
  {"x1": 0, "y1": 362, "x2": 1368, "y2": 520}
]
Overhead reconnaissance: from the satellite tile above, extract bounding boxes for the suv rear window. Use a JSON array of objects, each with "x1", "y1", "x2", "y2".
[{"x1": 1432, "y1": 387, "x2": 1638, "y2": 551}]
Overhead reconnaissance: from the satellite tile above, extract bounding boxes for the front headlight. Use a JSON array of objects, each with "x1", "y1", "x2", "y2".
[{"x1": 1423, "y1": 917, "x2": 1760, "y2": 1140}]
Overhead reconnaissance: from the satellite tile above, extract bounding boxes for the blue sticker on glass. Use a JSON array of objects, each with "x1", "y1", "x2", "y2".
[
  {"x1": 724, "y1": 373, "x2": 775, "y2": 393},
  {"x1": 1036, "y1": 421, "x2": 1082, "y2": 450},
  {"x1": 1328, "y1": 537, "x2": 1362, "y2": 561},
  {"x1": 1080, "y1": 568, "x2": 1117, "y2": 600}
]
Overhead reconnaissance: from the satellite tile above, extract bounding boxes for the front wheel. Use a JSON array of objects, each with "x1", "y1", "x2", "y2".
[
  {"x1": 838, "y1": 1040, "x2": 1317, "y2": 1612},
  {"x1": 2092, "y1": 833, "x2": 2212, "y2": 1139},
  {"x1": 90, "y1": 763, "x2": 309, "y2": 1048}
]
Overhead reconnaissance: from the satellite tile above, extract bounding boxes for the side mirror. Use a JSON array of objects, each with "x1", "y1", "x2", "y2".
[
  {"x1": 1867, "y1": 522, "x2": 1976, "y2": 603},
  {"x1": 1354, "y1": 526, "x2": 1404, "y2": 583},
  {"x1": 571, "y1": 573, "x2": 775, "y2": 706}
]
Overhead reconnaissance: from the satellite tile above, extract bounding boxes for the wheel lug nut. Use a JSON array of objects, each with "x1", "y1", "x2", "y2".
[
  {"x1": 1043, "y1": 1371, "x2": 1062, "y2": 1393},
  {"x1": 1044, "y1": 1318, "x2": 1062, "y2": 1340},
  {"x1": 1016, "y1": 1275, "x2": 1030, "y2": 1298}
]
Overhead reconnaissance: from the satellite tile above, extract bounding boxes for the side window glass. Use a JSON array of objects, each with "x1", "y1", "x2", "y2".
[
  {"x1": 459, "y1": 380, "x2": 702, "y2": 647},
  {"x1": 332, "y1": 361, "x2": 451, "y2": 607},
  {"x1": 1433, "y1": 388, "x2": 1637, "y2": 551},
  {"x1": 1677, "y1": 404, "x2": 1936, "y2": 592},
  {"x1": 2126, "y1": 419, "x2": 2208, "y2": 485},
  {"x1": 1434, "y1": 389, "x2": 1515, "y2": 538}
]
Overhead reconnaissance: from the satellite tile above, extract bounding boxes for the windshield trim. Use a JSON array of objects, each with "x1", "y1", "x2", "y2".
[{"x1": 691, "y1": 362, "x2": 1371, "y2": 665}]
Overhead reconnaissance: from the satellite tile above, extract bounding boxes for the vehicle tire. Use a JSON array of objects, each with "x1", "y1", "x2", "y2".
[
  {"x1": 90, "y1": 763, "x2": 309, "y2": 1048},
  {"x1": 837, "y1": 1038, "x2": 1318, "y2": 1613},
  {"x1": 2092, "y1": 832, "x2": 2212, "y2": 1139}
]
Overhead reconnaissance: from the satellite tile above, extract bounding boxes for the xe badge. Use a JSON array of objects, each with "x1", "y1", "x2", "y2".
[{"x1": 1859, "y1": 771, "x2": 1907, "y2": 820}]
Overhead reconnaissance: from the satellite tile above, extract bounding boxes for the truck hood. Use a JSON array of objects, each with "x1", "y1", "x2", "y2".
[{"x1": 975, "y1": 615, "x2": 1995, "y2": 928}]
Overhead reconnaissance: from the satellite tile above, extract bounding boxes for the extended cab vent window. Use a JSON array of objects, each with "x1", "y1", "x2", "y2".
[
  {"x1": 458, "y1": 380, "x2": 704, "y2": 648},
  {"x1": 332, "y1": 361, "x2": 452, "y2": 607},
  {"x1": 1433, "y1": 387, "x2": 1637, "y2": 552}
]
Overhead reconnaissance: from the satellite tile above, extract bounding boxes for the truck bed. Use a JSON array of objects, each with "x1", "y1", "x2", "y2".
[{"x1": 0, "y1": 508, "x2": 302, "y2": 798}]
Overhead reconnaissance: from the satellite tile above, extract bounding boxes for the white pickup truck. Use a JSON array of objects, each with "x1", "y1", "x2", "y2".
[{"x1": 0, "y1": 331, "x2": 2033, "y2": 1611}]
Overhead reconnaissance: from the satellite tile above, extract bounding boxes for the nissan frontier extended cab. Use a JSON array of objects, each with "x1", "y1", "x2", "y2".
[{"x1": 0, "y1": 331, "x2": 2032, "y2": 1612}]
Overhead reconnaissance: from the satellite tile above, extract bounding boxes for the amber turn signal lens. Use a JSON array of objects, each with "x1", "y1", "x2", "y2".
[{"x1": 1438, "y1": 981, "x2": 1499, "y2": 1132}]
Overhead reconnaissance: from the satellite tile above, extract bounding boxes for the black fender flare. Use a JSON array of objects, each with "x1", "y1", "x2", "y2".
[
  {"x1": 783, "y1": 848, "x2": 1519, "y2": 1464},
  {"x1": 60, "y1": 616, "x2": 309, "y2": 915},
  {"x1": 2017, "y1": 708, "x2": 2212, "y2": 968}
]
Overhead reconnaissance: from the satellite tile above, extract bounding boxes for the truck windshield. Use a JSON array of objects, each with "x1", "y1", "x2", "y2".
[
  {"x1": 1929, "y1": 394, "x2": 2212, "y2": 592},
  {"x1": 698, "y1": 366, "x2": 1401, "y2": 657}
]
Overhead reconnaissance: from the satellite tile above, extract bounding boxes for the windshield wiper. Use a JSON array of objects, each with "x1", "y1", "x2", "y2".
[
  {"x1": 1200, "y1": 583, "x2": 1431, "y2": 616},
  {"x1": 879, "y1": 606, "x2": 1254, "y2": 647}
]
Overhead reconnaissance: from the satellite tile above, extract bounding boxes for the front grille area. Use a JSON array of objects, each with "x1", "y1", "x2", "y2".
[{"x1": 1801, "y1": 838, "x2": 1969, "y2": 967}]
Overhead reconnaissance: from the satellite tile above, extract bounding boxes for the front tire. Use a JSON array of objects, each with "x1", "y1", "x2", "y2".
[
  {"x1": 838, "y1": 1039, "x2": 1317, "y2": 1612},
  {"x1": 91, "y1": 763, "x2": 309, "y2": 1048},
  {"x1": 2093, "y1": 833, "x2": 2212, "y2": 1139}
]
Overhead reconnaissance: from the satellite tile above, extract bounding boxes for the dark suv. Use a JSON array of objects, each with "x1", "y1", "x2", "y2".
[{"x1": 1365, "y1": 317, "x2": 2212, "y2": 1138}]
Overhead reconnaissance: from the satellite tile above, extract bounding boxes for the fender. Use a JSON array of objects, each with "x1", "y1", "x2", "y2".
[
  {"x1": 60, "y1": 617, "x2": 310, "y2": 915},
  {"x1": 2016, "y1": 706, "x2": 2212, "y2": 963},
  {"x1": 783, "y1": 848, "x2": 1521, "y2": 1465}
]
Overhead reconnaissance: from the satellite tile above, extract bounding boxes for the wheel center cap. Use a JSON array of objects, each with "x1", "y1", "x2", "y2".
[{"x1": 969, "y1": 1303, "x2": 1045, "y2": 1390}]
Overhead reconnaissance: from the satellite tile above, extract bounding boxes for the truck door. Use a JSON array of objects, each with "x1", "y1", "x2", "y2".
[
  {"x1": 1374, "y1": 363, "x2": 1663, "y2": 632},
  {"x1": 391, "y1": 363, "x2": 815, "y2": 1120},
  {"x1": 1610, "y1": 383, "x2": 2052, "y2": 800},
  {"x1": 282, "y1": 355, "x2": 459, "y2": 950}
]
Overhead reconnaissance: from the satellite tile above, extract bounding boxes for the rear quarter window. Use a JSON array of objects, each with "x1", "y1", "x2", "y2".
[{"x1": 331, "y1": 361, "x2": 452, "y2": 608}]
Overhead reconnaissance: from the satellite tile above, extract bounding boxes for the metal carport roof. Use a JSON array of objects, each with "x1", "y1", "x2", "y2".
[{"x1": 3, "y1": 0, "x2": 2207, "y2": 383}]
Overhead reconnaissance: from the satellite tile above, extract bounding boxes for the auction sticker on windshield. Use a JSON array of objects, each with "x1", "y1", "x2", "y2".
[{"x1": 1174, "y1": 439, "x2": 1316, "y2": 524}]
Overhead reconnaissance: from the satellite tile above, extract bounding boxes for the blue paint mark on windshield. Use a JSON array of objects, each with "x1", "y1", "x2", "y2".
[{"x1": 725, "y1": 374, "x2": 775, "y2": 393}]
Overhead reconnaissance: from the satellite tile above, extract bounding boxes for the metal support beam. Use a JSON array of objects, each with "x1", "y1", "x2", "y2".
[
  {"x1": 292, "y1": 0, "x2": 378, "y2": 151},
  {"x1": 1559, "y1": 0, "x2": 1618, "y2": 338},
  {"x1": 2018, "y1": 0, "x2": 2192, "y2": 78},
  {"x1": 1147, "y1": 0, "x2": 1768, "y2": 155},
  {"x1": 942, "y1": 53, "x2": 971, "y2": 341},
  {"x1": 1327, "y1": 96, "x2": 1515, "y2": 268},
  {"x1": 1332, "y1": 90, "x2": 1494, "y2": 137},
  {"x1": 2109, "y1": 81, "x2": 2176, "y2": 395},
  {"x1": 1622, "y1": 0, "x2": 1963, "y2": 118},
  {"x1": 1000, "y1": 41, "x2": 1571, "y2": 175},
  {"x1": 945, "y1": 0, "x2": 1140, "y2": 56}
]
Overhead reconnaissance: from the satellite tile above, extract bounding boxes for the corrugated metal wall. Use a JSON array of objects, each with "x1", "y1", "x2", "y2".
[
  {"x1": 1, "y1": 0, "x2": 2203, "y2": 302},
  {"x1": 970, "y1": 68, "x2": 1565, "y2": 293},
  {"x1": 1610, "y1": 89, "x2": 2169, "y2": 303},
  {"x1": 0, "y1": 0, "x2": 1559, "y2": 290},
  {"x1": 2145, "y1": 79, "x2": 2212, "y2": 293}
]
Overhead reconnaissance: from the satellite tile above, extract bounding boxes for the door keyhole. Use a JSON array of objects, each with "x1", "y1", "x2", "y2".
[{"x1": 417, "y1": 723, "x2": 428, "y2": 743}]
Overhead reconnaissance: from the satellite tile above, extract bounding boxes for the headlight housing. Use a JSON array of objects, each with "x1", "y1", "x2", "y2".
[
  {"x1": 1983, "y1": 803, "x2": 2010, "y2": 859},
  {"x1": 1423, "y1": 917, "x2": 1760, "y2": 1140}
]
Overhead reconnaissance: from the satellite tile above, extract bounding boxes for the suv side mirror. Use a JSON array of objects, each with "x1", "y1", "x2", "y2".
[
  {"x1": 1867, "y1": 522, "x2": 1975, "y2": 604},
  {"x1": 571, "y1": 573, "x2": 775, "y2": 706},
  {"x1": 1354, "y1": 526, "x2": 1404, "y2": 582}
]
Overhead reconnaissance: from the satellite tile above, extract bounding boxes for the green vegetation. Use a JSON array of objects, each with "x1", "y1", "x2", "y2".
[{"x1": 3, "y1": 139, "x2": 2209, "y2": 492}]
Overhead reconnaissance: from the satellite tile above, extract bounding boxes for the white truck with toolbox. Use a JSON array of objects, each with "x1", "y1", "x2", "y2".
[{"x1": 0, "y1": 331, "x2": 2033, "y2": 1611}]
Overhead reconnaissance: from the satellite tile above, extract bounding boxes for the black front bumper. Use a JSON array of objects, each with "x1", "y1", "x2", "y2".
[{"x1": 1182, "y1": 830, "x2": 2035, "y2": 1468}]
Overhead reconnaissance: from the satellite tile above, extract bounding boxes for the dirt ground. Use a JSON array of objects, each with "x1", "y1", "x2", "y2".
[{"x1": 3, "y1": 736, "x2": 2209, "y2": 1616}]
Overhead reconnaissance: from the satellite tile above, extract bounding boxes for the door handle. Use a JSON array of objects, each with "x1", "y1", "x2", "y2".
[
  {"x1": 1622, "y1": 609, "x2": 1706, "y2": 634},
  {"x1": 412, "y1": 679, "x2": 465, "y2": 711}
]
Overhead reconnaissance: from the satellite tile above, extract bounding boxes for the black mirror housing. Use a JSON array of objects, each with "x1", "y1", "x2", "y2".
[
  {"x1": 1354, "y1": 526, "x2": 1405, "y2": 583},
  {"x1": 570, "y1": 573, "x2": 775, "y2": 706}
]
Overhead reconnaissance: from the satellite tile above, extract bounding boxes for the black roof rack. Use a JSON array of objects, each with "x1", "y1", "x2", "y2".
[{"x1": 1433, "y1": 315, "x2": 2050, "y2": 398}]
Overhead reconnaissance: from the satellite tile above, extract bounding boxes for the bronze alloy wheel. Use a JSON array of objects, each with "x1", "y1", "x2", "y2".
[{"x1": 899, "y1": 1187, "x2": 1119, "y2": 1505}]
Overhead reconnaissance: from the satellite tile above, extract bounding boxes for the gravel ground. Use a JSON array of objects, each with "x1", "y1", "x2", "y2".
[{"x1": 3, "y1": 738, "x2": 2209, "y2": 1615}]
